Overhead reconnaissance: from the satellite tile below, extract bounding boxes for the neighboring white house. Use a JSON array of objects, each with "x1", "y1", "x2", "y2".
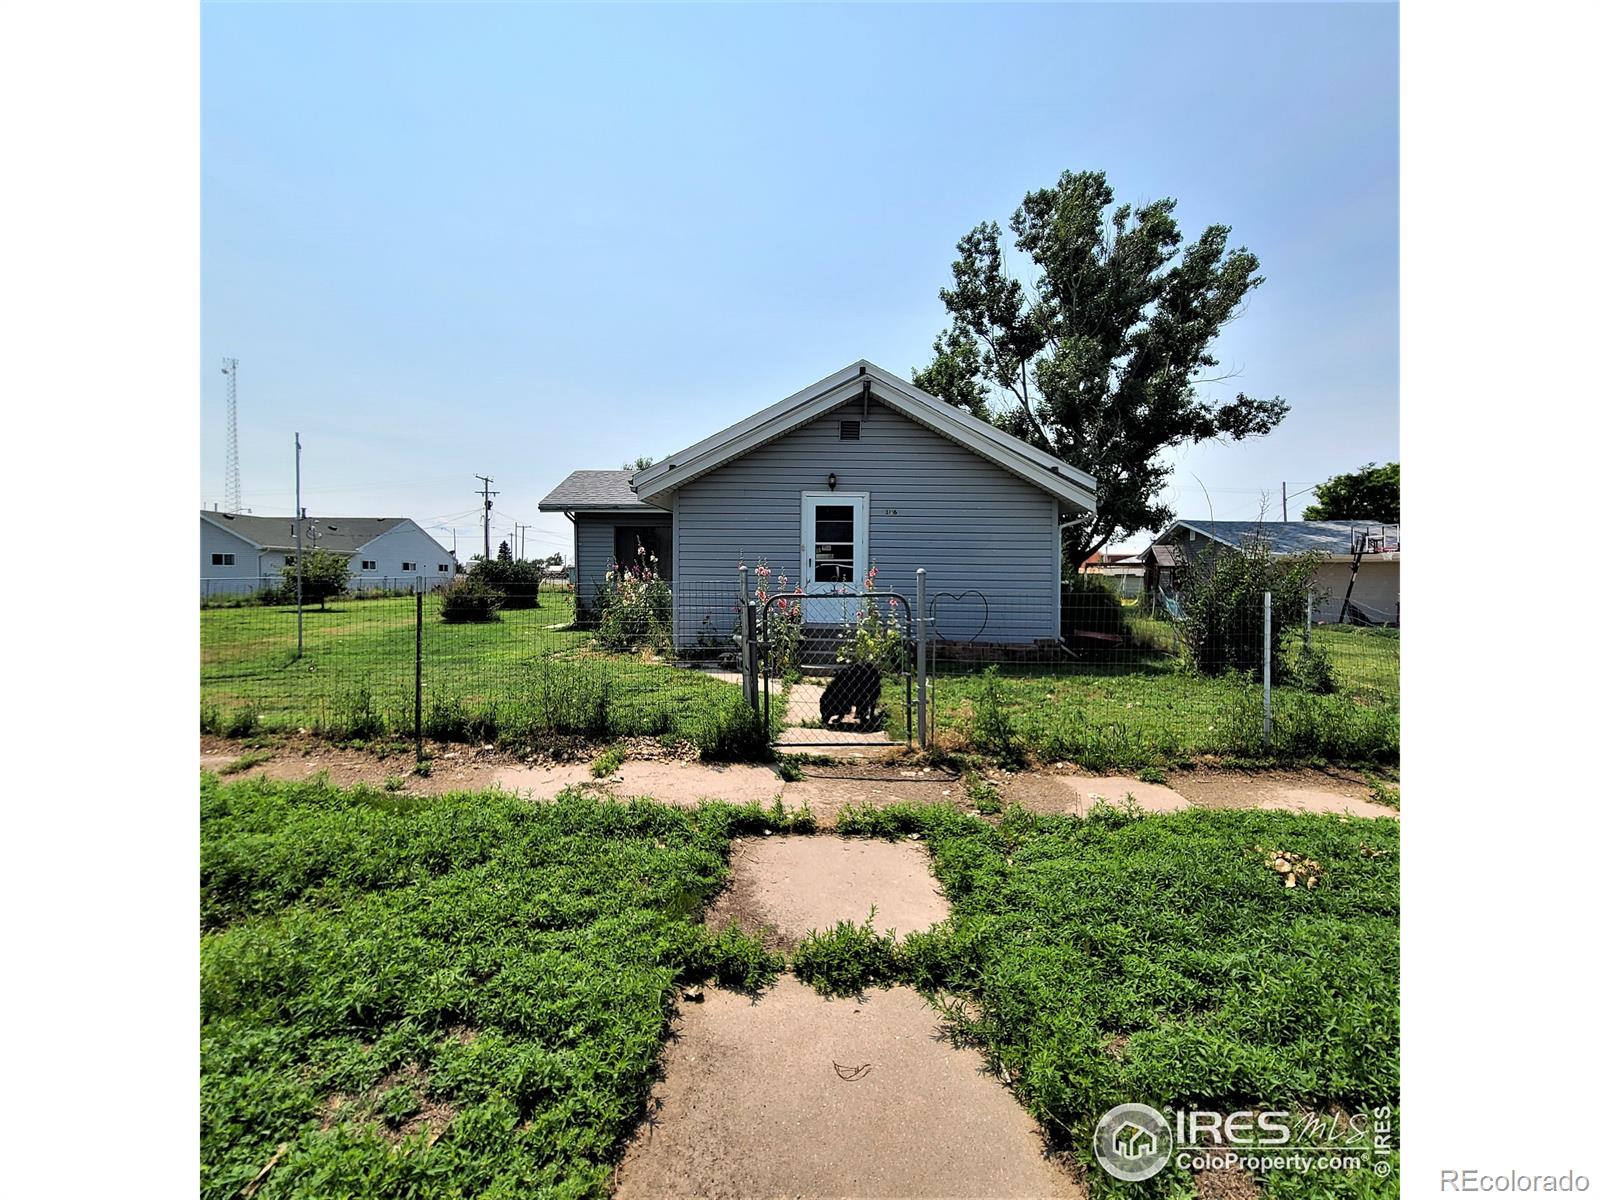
[
  {"x1": 1145, "y1": 519, "x2": 1400, "y2": 624},
  {"x1": 200, "y1": 511, "x2": 457, "y2": 597}
]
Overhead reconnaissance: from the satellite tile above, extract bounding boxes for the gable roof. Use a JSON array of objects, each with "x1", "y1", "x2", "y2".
[
  {"x1": 1154, "y1": 519, "x2": 1400, "y2": 558},
  {"x1": 537, "y1": 470, "x2": 664, "y2": 513},
  {"x1": 630, "y1": 360, "x2": 1096, "y2": 512},
  {"x1": 200, "y1": 511, "x2": 418, "y2": 554}
]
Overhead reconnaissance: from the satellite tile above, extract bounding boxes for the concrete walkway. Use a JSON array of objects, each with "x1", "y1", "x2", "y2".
[
  {"x1": 614, "y1": 833, "x2": 1080, "y2": 1200},
  {"x1": 613, "y1": 977, "x2": 1080, "y2": 1200}
]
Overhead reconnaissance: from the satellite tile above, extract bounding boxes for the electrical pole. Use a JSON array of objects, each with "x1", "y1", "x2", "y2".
[
  {"x1": 1281, "y1": 481, "x2": 1288, "y2": 522},
  {"x1": 294, "y1": 433, "x2": 304, "y2": 657},
  {"x1": 475, "y1": 475, "x2": 499, "y2": 561}
]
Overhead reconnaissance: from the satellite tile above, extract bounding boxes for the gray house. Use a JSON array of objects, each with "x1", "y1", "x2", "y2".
[{"x1": 538, "y1": 360, "x2": 1097, "y2": 645}]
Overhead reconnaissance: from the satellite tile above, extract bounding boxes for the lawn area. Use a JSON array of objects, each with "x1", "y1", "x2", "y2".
[
  {"x1": 830, "y1": 801, "x2": 1401, "y2": 1199},
  {"x1": 201, "y1": 591, "x2": 759, "y2": 754},
  {"x1": 200, "y1": 776, "x2": 789, "y2": 1200},
  {"x1": 202, "y1": 777, "x2": 1396, "y2": 1199},
  {"x1": 928, "y1": 626, "x2": 1399, "y2": 770}
]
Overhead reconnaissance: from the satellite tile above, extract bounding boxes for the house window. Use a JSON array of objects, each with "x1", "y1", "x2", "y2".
[
  {"x1": 361, "y1": 560, "x2": 377, "y2": 571},
  {"x1": 210, "y1": 553, "x2": 235, "y2": 566},
  {"x1": 438, "y1": 563, "x2": 448, "y2": 573},
  {"x1": 402, "y1": 561, "x2": 417, "y2": 572},
  {"x1": 614, "y1": 526, "x2": 666, "y2": 574},
  {"x1": 839, "y1": 419, "x2": 861, "y2": 441}
]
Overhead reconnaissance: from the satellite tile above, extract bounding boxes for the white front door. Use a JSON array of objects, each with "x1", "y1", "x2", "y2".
[{"x1": 801, "y1": 492, "x2": 868, "y2": 602}]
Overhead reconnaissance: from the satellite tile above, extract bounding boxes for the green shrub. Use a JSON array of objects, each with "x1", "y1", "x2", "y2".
[
  {"x1": 1173, "y1": 535, "x2": 1323, "y2": 678},
  {"x1": 592, "y1": 555, "x2": 673, "y2": 652},
  {"x1": 685, "y1": 694, "x2": 767, "y2": 761},
  {"x1": 279, "y1": 547, "x2": 351, "y2": 609},
  {"x1": 223, "y1": 708, "x2": 259, "y2": 738},
  {"x1": 970, "y1": 667, "x2": 1023, "y2": 765},
  {"x1": 1291, "y1": 641, "x2": 1338, "y2": 694},
  {"x1": 468, "y1": 557, "x2": 542, "y2": 608},
  {"x1": 438, "y1": 575, "x2": 502, "y2": 624},
  {"x1": 321, "y1": 684, "x2": 385, "y2": 741},
  {"x1": 1060, "y1": 573, "x2": 1132, "y2": 637}
]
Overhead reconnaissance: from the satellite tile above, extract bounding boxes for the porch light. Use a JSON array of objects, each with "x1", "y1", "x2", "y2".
[{"x1": 827, "y1": 472, "x2": 838, "y2": 491}]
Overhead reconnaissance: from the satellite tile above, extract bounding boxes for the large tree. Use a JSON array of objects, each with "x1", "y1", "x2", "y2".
[
  {"x1": 913, "y1": 169, "x2": 1289, "y2": 569},
  {"x1": 1301, "y1": 461, "x2": 1399, "y2": 524}
]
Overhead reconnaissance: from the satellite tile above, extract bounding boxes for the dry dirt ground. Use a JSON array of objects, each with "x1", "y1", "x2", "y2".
[
  {"x1": 612, "y1": 976, "x2": 1082, "y2": 1200},
  {"x1": 202, "y1": 736, "x2": 1398, "y2": 821}
]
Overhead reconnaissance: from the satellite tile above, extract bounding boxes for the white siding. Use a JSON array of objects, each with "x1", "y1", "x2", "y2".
[
  {"x1": 200, "y1": 518, "x2": 272, "y2": 595},
  {"x1": 672, "y1": 398, "x2": 1059, "y2": 643},
  {"x1": 346, "y1": 521, "x2": 455, "y2": 592}
]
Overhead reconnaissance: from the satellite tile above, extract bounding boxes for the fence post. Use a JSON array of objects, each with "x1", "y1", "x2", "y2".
[
  {"x1": 915, "y1": 568, "x2": 928, "y2": 748},
  {"x1": 1262, "y1": 590, "x2": 1273, "y2": 744},
  {"x1": 414, "y1": 591, "x2": 424, "y2": 762},
  {"x1": 741, "y1": 600, "x2": 759, "y2": 712}
]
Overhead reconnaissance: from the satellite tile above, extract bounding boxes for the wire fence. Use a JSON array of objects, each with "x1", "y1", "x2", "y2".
[
  {"x1": 926, "y1": 587, "x2": 1399, "y2": 768},
  {"x1": 200, "y1": 571, "x2": 1398, "y2": 769},
  {"x1": 200, "y1": 582, "x2": 759, "y2": 755}
]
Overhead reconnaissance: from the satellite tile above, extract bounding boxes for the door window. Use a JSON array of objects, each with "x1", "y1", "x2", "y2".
[{"x1": 813, "y1": 504, "x2": 855, "y2": 583}]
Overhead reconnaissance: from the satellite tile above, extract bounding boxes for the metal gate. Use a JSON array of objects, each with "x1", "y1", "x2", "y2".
[{"x1": 752, "y1": 589, "x2": 916, "y2": 749}]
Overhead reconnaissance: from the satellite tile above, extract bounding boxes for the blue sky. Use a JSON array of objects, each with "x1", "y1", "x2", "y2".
[{"x1": 202, "y1": 2, "x2": 1397, "y2": 561}]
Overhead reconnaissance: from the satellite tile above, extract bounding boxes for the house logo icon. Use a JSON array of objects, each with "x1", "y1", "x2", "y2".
[{"x1": 1093, "y1": 1103, "x2": 1173, "y2": 1182}]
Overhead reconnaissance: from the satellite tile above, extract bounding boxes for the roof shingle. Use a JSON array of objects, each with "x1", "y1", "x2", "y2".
[{"x1": 538, "y1": 471, "x2": 662, "y2": 512}]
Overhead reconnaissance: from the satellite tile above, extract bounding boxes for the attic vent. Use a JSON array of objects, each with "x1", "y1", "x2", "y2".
[{"x1": 839, "y1": 420, "x2": 861, "y2": 441}]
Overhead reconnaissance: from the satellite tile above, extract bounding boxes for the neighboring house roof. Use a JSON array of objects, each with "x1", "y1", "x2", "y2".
[
  {"x1": 1152, "y1": 519, "x2": 1401, "y2": 559},
  {"x1": 629, "y1": 360, "x2": 1097, "y2": 512},
  {"x1": 200, "y1": 511, "x2": 413, "y2": 554},
  {"x1": 537, "y1": 470, "x2": 664, "y2": 513},
  {"x1": 1145, "y1": 544, "x2": 1180, "y2": 568}
]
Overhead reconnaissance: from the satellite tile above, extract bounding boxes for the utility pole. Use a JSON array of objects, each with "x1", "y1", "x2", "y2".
[
  {"x1": 475, "y1": 474, "x2": 499, "y2": 561},
  {"x1": 294, "y1": 433, "x2": 304, "y2": 657},
  {"x1": 1281, "y1": 481, "x2": 1288, "y2": 522}
]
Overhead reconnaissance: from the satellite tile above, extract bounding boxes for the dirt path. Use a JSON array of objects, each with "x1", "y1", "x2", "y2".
[
  {"x1": 201, "y1": 738, "x2": 1397, "y2": 821},
  {"x1": 613, "y1": 976, "x2": 1080, "y2": 1200}
]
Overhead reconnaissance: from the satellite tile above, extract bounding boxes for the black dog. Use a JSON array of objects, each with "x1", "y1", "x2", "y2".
[{"x1": 819, "y1": 662, "x2": 882, "y2": 728}]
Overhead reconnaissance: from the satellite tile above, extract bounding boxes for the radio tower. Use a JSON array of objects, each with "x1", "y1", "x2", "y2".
[{"x1": 221, "y1": 358, "x2": 242, "y2": 513}]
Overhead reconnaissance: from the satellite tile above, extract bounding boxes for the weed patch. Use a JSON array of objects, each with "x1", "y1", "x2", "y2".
[{"x1": 200, "y1": 777, "x2": 755, "y2": 1198}]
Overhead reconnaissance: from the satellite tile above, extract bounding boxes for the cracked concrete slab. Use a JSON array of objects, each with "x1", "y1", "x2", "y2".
[
  {"x1": 707, "y1": 835, "x2": 949, "y2": 948},
  {"x1": 613, "y1": 976, "x2": 1081, "y2": 1200},
  {"x1": 1006, "y1": 773, "x2": 1190, "y2": 816}
]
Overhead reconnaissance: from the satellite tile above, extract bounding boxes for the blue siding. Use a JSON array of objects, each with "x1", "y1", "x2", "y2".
[
  {"x1": 573, "y1": 512, "x2": 671, "y2": 616},
  {"x1": 672, "y1": 398, "x2": 1060, "y2": 644}
]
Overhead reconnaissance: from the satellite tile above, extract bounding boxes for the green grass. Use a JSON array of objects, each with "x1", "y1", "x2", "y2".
[
  {"x1": 930, "y1": 627, "x2": 1398, "y2": 770},
  {"x1": 590, "y1": 744, "x2": 627, "y2": 778},
  {"x1": 200, "y1": 775, "x2": 797, "y2": 1199},
  {"x1": 201, "y1": 591, "x2": 764, "y2": 757},
  {"x1": 831, "y1": 800, "x2": 1399, "y2": 1199}
]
